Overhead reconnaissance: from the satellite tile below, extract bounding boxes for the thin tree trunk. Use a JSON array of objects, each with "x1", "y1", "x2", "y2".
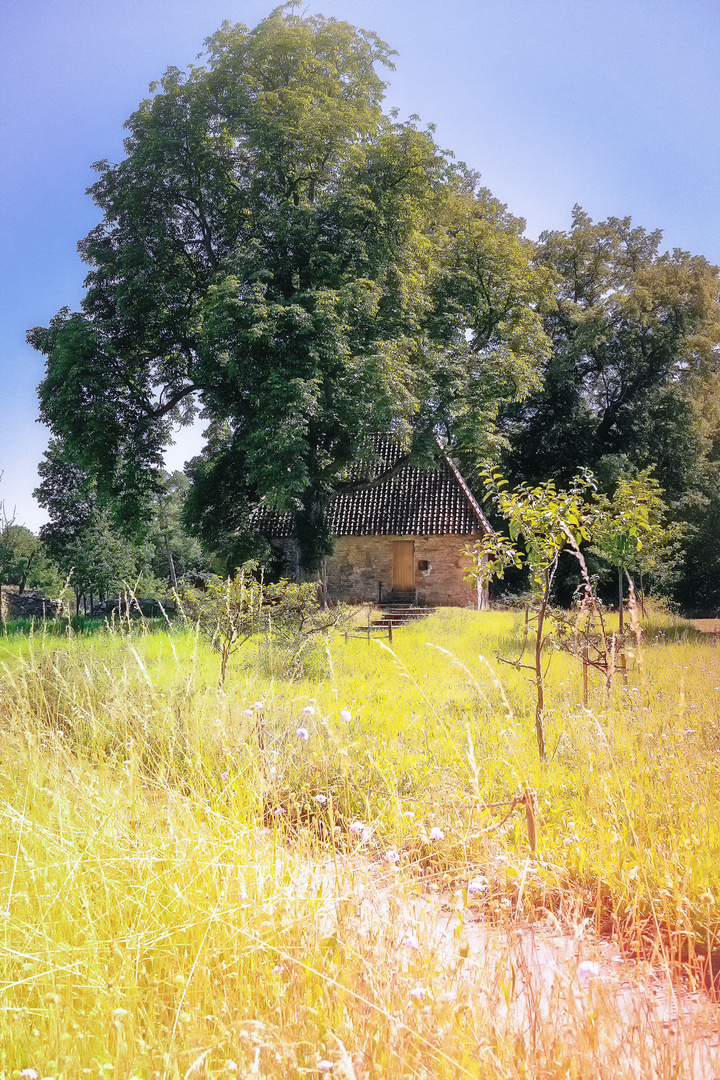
[
  {"x1": 534, "y1": 575, "x2": 548, "y2": 762},
  {"x1": 18, "y1": 553, "x2": 34, "y2": 594},
  {"x1": 165, "y1": 537, "x2": 178, "y2": 591},
  {"x1": 618, "y1": 567, "x2": 624, "y2": 632}
]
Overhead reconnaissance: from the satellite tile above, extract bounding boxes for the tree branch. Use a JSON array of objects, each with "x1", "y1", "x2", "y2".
[
  {"x1": 148, "y1": 384, "x2": 199, "y2": 421},
  {"x1": 334, "y1": 453, "x2": 416, "y2": 495}
]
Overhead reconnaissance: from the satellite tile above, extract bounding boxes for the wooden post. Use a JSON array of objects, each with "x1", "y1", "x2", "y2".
[{"x1": 388, "y1": 621, "x2": 393, "y2": 644}]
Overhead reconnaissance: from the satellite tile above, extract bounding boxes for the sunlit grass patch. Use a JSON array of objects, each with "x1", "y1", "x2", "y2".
[{"x1": 1, "y1": 608, "x2": 719, "y2": 1073}]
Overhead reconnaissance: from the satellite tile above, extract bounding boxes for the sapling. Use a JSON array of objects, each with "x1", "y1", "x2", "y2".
[{"x1": 466, "y1": 468, "x2": 600, "y2": 760}]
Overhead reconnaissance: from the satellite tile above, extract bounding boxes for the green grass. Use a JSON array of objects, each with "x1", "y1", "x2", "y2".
[{"x1": 0, "y1": 610, "x2": 718, "y2": 1076}]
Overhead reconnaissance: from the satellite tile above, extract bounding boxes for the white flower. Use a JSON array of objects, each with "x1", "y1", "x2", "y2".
[
  {"x1": 296, "y1": 727, "x2": 309, "y2": 741},
  {"x1": 494, "y1": 853, "x2": 509, "y2": 866},
  {"x1": 253, "y1": 701, "x2": 265, "y2": 711},
  {"x1": 429, "y1": 827, "x2": 445, "y2": 841},
  {"x1": 315, "y1": 793, "x2": 327, "y2": 805},
  {"x1": 272, "y1": 964, "x2": 284, "y2": 975},
  {"x1": 20, "y1": 1071, "x2": 39, "y2": 1079},
  {"x1": 403, "y1": 934, "x2": 420, "y2": 950},
  {"x1": 221, "y1": 771, "x2": 229, "y2": 782},
  {"x1": 242, "y1": 708, "x2": 254, "y2": 717},
  {"x1": 577, "y1": 960, "x2": 601, "y2": 981},
  {"x1": 273, "y1": 806, "x2": 286, "y2": 816},
  {"x1": 402, "y1": 810, "x2": 415, "y2": 819},
  {"x1": 410, "y1": 985, "x2": 427, "y2": 1000},
  {"x1": 386, "y1": 848, "x2": 400, "y2": 864},
  {"x1": 317, "y1": 1062, "x2": 334, "y2": 1074},
  {"x1": 303, "y1": 705, "x2": 315, "y2": 715},
  {"x1": 349, "y1": 821, "x2": 365, "y2": 835},
  {"x1": 340, "y1": 709, "x2": 352, "y2": 722},
  {"x1": 468, "y1": 876, "x2": 487, "y2": 896}
]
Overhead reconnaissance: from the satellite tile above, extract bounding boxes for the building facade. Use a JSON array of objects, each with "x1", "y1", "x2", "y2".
[{"x1": 258, "y1": 438, "x2": 492, "y2": 608}]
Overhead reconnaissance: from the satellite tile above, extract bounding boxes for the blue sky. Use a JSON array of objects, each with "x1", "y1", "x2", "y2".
[{"x1": 2, "y1": 0, "x2": 719, "y2": 530}]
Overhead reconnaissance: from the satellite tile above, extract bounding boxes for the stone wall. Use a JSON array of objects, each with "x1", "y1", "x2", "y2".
[
  {"x1": 272, "y1": 535, "x2": 485, "y2": 608},
  {"x1": 0, "y1": 588, "x2": 64, "y2": 620},
  {"x1": 326, "y1": 534, "x2": 481, "y2": 607}
]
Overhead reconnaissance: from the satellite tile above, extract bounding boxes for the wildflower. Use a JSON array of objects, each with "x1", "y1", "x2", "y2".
[
  {"x1": 402, "y1": 810, "x2": 415, "y2": 819},
  {"x1": 403, "y1": 934, "x2": 420, "y2": 950},
  {"x1": 349, "y1": 821, "x2": 364, "y2": 835},
  {"x1": 242, "y1": 709, "x2": 254, "y2": 717},
  {"x1": 317, "y1": 1062, "x2": 334, "y2": 1074},
  {"x1": 468, "y1": 876, "x2": 487, "y2": 896},
  {"x1": 429, "y1": 827, "x2": 445, "y2": 841},
  {"x1": 386, "y1": 848, "x2": 400, "y2": 864},
  {"x1": 315, "y1": 794, "x2": 327, "y2": 805},
  {"x1": 410, "y1": 985, "x2": 427, "y2": 1000},
  {"x1": 221, "y1": 771, "x2": 229, "y2": 782},
  {"x1": 340, "y1": 709, "x2": 352, "y2": 722},
  {"x1": 303, "y1": 705, "x2": 315, "y2": 715},
  {"x1": 273, "y1": 807, "x2": 286, "y2": 816},
  {"x1": 253, "y1": 701, "x2": 265, "y2": 711},
  {"x1": 20, "y1": 1071, "x2": 39, "y2": 1079},
  {"x1": 272, "y1": 964, "x2": 284, "y2": 975},
  {"x1": 296, "y1": 727, "x2": 309, "y2": 741},
  {"x1": 494, "y1": 853, "x2": 509, "y2": 866},
  {"x1": 577, "y1": 960, "x2": 601, "y2": 981}
]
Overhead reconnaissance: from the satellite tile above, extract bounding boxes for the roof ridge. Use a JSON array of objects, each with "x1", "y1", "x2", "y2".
[{"x1": 436, "y1": 440, "x2": 493, "y2": 534}]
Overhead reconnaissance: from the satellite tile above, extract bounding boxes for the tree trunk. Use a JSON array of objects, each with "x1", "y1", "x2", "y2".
[
  {"x1": 165, "y1": 536, "x2": 178, "y2": 591},
  {"x1": 618, "y1": 567, "x2": 624, "y2": 633},
  {"x1": 18, "y1": 552, "x2": 35, "y2": 594},
  {"x1": 534, "y1": 574, "x2": 548, "y2": 762}
]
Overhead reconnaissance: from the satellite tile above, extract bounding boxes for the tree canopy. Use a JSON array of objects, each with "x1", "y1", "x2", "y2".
[
  {"x1": 29, "y1": 4, "x2": 550, "y2": 571},
  {"x1": 497, "y1": 206, "x2": 720, "y2": 606}
]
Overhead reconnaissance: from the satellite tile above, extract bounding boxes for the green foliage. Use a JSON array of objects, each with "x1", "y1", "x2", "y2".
[
  {"x1": 35, "y1": 440, "x2": 212, "y2": 608},
  {"x1": 500, "y1": 205, "x2": 720, "y2": 608},
  {"x1": 590, "y1": 469, "x2": 681, "y2": 619},
  {"x1": 179, "y1": 563, "x2": 345, "y2": 684},
  {"x1": 465, "y1": 467, "x2": 673, "y2": 759},
  {"x1": 29, "y1": 8, "x2": 551, "y2": 572},
  {"x1": 0, "y1": 504, "x2": 62, "y2": 595},
  {"x1": 179, "y1": 563, "x2": 266, "y2": 685}
]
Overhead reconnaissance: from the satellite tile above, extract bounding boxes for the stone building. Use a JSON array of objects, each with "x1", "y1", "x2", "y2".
[{"x1": 259, "y1": 438, "x2": 492, "y2": 608}]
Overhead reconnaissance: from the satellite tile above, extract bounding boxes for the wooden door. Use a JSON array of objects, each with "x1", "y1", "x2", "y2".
[{"x1": 392, "y1": 540, "x2": 415, "y2": 591}]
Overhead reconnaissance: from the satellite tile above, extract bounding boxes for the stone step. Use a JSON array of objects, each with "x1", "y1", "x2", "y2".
[{"x1": 377, "y1": 605, "x2": 433, "y2": 627}]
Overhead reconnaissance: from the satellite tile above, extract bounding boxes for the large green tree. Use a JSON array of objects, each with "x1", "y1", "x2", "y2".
[
  {"x1": 29, "y1": 5, "x2": 550, "y2": 571},
  {"x1": 502, "y1": 206, "x2": 720, "y2": 496},
  {"x1": 499, "y1": 206, "x2": 720, "y2": 606}
]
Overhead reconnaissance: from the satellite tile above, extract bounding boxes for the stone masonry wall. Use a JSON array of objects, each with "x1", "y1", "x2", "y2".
[{"x1": 324, "y1": 534, "x2": 482, "y2": 607}]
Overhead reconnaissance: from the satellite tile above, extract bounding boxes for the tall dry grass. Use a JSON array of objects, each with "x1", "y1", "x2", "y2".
[{"x1": 0, "y1": 610, "x2": 718, "y2": 1076}]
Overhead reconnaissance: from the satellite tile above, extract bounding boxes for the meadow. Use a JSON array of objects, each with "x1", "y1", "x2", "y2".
[{"x1": 0, "y1": 608, "x2": 718, "y2": 1078}]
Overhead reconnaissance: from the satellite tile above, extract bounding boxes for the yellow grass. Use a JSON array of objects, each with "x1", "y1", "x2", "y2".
[{"x1": 0, "y1": 610, "x2": 718, "y2": 1077}]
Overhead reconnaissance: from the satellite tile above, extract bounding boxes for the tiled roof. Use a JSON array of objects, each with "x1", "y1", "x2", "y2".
[{"x1": 254, "y1": 437, "x2": 492, "y2": 538}]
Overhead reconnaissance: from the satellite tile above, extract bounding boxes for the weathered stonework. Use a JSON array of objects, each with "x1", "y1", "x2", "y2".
[
  {"x1": 0, "y1": 588, "x2": 64, "y2": 620},
  {"x1": 273, "y1": 535, "x2": 484, "y2": 608},
  {"x1": 325, "y1": 534, "x2": 480, "y2": 607}
]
